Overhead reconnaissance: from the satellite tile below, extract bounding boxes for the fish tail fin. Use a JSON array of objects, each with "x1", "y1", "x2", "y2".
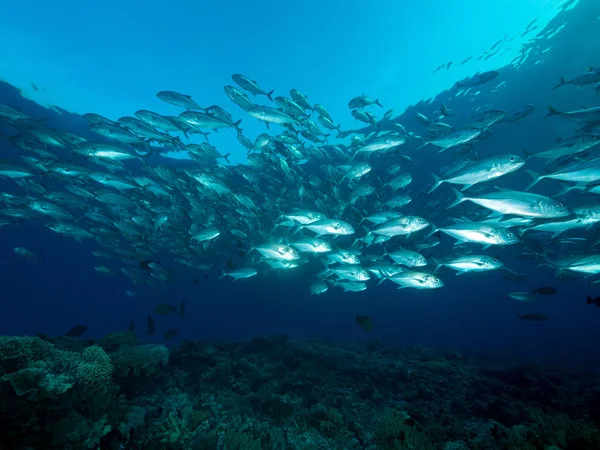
[
  {"x1": 335, "y1": 124, "x2": 342, "y2": 132},
  {"x1": 337, "y1": 130, "x2": 350, "y2": 139},
  {"x1": 552, "y1": 76, "x2": 566, "y2": 90},
  {"x1": 233, "y1": 119, "x2": 243, "y2": 131},
  {"x1": 219, "y1": 269, "x2": 227, "y2": 279},
  {"x1": 524, "y1": 169, "x2": 542, "y2": 191},
  {"x1": 425, "y1": 224, "x2": 439, "y2": 239},
  {"x1": 416, "y1": 140, "x2": 429, "y2": 151},
  {"x1": 292, "y1": 225, "x2": 304, "y2": 235},
  {"x1": 376, "y1": 277, "x2": 387, "y2": 286},
  {"x1": 586, "y1": 295, "x2": 594, "y2": 305},
  {"x1": 428, "y1": 173, "x2": 444, "y2": 193},
  {"x1": 223, "y1": 153, "x2": 231, "y2": 164},
  {"x1": 375, "y1": 99, "x2": 383, "y2": 107},
  {"x1": 266, "y1": 90, "x2": 275, "y2": 102},
  {"x1": 200, "y1": 131, "x2": 210, "y2": 143},
  {"x1": 432, "y1": 257, "x2": 442, "y2": 273},
  {"x1": 447, "y1": 188, "x2": 466, "y2": 209},
  {"x1": 522, "y1": 148, "x2": 532, "y2": 161},
  {"x1": 545, "y1": 105, "x2": 560, "y2": 118}
]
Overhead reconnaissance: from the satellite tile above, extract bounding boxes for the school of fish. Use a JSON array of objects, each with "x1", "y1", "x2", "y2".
[{"x1": 1, "y1": 67, "x2": 600, "y2": 314}]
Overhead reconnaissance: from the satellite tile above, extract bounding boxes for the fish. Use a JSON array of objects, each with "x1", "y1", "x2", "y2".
[
  {"x1": 418, "y1": 127, "x2": 481, "y2": 152},
  {"x1": 528, "y1": 134, "x2": 600, "y2": 159},
  {"x1": 429, "y1": 155, "x2": 524, "y2": 193},
  {"x1": 246, "y1": 106, "x2": 297, "y2": 126},
  {"x1": 309, "y1": 281, "x2": 328, "y2": 295},
  {"x1": 532, "y1": 286, "x2": 557, "y2": 295},
  {"x1": 348, "y1": 95, "x2": 382, "y2": 109},
  {"x1": 154, "y1": 304, "x2": 178, "y2": 316},
  {"x1": 164, "y1": 328, "x2": 180, "y2": 339},
  {"x1": 448, "y1": 188, "x2": 569, "y2": 218},
  {"x1": 509, "y1": 292, "x2": 534, "y2": 301},
  {"x1": 585, "y1": 295, "x2": 600, "y2": 307},
  {"x1": 156, "y1": 91, "x2": 204, "y2": 110},
  {"x1": 220, "y1": 267, "x2": 258, "y2": 280},
  {"x1": 147, "y1": 315, "x2": 155, "y2": 335},
  {"x1": 552, "y1": 68, "x2": 600, "y2": 90},
  {"x1": 518, "y1": 313, "x2": 547, "y2": 322},
  {"x1": 356, "y1": 314, "x2": 374, "y2": 331},
  {"x1": 231, "y1": 74, "x2": 274, "y2": 101},
  {"x1": 434, "y1": 255, "x2": 504, "y2": 275},
  {"x1": 65, "y1": 325, "x2": 88, "y2": 337},
  {"x1": 546, "y1": 105, "x2": 600, "y2": 123},
  {"x1": 455, "y1": 70, "x2": 499, "y2": 87}
]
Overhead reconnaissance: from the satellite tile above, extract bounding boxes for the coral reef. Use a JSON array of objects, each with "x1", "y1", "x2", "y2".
[{"x1": 1, "y1": 334, "x2": 599, "y2": 449}]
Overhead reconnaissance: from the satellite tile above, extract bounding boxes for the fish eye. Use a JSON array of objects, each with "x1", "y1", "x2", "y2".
[
  {"x1": 557, "y1": 202, "x2": 564, "y2": 207},
  {"x1": 509, "y1": 156, "x2": 515, "y2": 162}
]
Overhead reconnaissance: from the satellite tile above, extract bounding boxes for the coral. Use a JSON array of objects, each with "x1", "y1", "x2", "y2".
[
  {"x1": 97, "y1": 330, "x2": 138, "y2": 349},
  {"x1": 221, "y1": 429, "x2": 262, "y2": 450},
  {"x1": 111, "y1": 344, "x2": 169, "y2": 377},
  {"x1": 2, "y1": 335, "x2": 600, "y2": 449},
  {"x1": 375, "y1": 408, "x2": 436, "y2": 450}
]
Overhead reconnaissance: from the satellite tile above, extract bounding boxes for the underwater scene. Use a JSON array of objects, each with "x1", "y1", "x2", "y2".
[{"x1": 2, "y1": 0, "x2": 600, "y2": 448}]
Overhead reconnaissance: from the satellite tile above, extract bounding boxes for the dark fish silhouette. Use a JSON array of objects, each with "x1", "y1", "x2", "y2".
[
  {"x1": 128, "y1": 316, "x2": 135, "y2": 331},
  {"x1": 356, "y1": 314, "x2": 374, "y2": 331},
  {"x1": 65, "y1": 324, "x2": 88, "y2": 337},
  {"x1": 154, "y1": 304, "x2": 177, "y2": 315},
  {"x1": 532, "y1": 286, "x2": 557, "y2": 295},
  {"x1": 164, "y1": 328, "x2": 180, "y2": 339},
  {"x1": 585, "y1": 295, "x2": 600, "y2": 307},
  {"x1": 518, "y1": 313, "x2": 547, "y2": 322},
  {"x1": 147, "y1": 314, "x2": 155, "y2": 335}
]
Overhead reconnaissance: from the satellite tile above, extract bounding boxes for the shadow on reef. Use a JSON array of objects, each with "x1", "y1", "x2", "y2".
[{"x1": 1, "y1": 334, "x2": 600, "y2": 449}]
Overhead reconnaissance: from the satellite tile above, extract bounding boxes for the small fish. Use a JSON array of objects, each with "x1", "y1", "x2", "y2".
[
  {"x1": 65, "y1": 325, "x2": 88, "y2": 337},
  {"x1": 231, "y1": 74, "x2": 274, "y2": 101},
  {"x1": 585, "y1": 295, "x2": 600, "y2": 307},
  {"x1": 518, "y1": 313, "x2": 547, "y2": 322},
  {"x1": 509, "y1": 292, "x2": 534, "y2": 302},
  {"x1": 356, "y1": 314, "x2": 374, "y2": 331},
  {"x1": 154, "y1": 304, "x2": 178, "y2": 316},
  {"x1": 531, "y1": 286, "x2": 557, "y2": 296},
  {"x1": 147, "y1": 314, "x2": 155, "y2": 335},
  {"x1": 164, "y1": 328, "x2": 180, "y2": 339}
]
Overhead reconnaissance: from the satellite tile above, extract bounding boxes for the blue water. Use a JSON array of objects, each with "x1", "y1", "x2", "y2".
[{"x1": 1, "y1": 0, "x2": 600, "y2": 372}]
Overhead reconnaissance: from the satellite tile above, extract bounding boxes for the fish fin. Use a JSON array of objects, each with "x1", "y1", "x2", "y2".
[
  {"x1": 424, "y1": 225, "x2": 439, "y2": 239},
  {"x1": 223, "y1": 153, "x2": 231, "y2": 164},
  {"x1": 446, "y1": 188, "x2": 467, "y2": 209},
  {"x1": 455, "y1": 270, "x2": 468, "y2": 276},
  {"x1": 375, "y1": 99, "x2": 383, "y2": 107},
  {"x1": 428, "y1": 173, "x2": 444, "y2": 194},
  {"x1": 482, "y1": 244, "x2": 490, "y2": 250},
  {"x1": 460, "y1": 184, "x2": 474, "y2": 191},
  {"x1": 266, "y1": 90, "x2": 275, "y2": 102},
  {"x1": 545, "y1": 105, "x2": 560, "y2": 118},
  {"x1": 552, "y1": 76, "x2": 566, "y2": 90},
  {"x1": 415, "y1": 140, "x2": 429, "y2": 151},
  {"x1": 233, "y1": 119, "x2": 243, "y2": 131},
  {"x1": 432, "y1": 257, "x2": 442, "y2": 273},
  {"x1": 524, "y1": 169, "x2": 542, "y2": 191},
  {"x1": 219, "y1": 269, "x2": 227, "y2": 279}
]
